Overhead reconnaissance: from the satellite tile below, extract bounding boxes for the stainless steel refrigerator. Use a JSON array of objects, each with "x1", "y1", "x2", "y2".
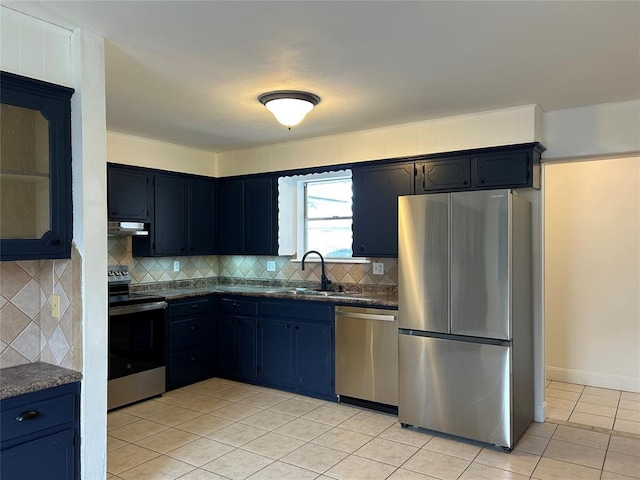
[{"x1": 398, "y1": 189, "x2": 533, "y2": 450}]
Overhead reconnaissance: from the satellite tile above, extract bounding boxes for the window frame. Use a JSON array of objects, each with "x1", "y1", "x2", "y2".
[
  {"x1": 297, "y1": 171, "x2": 353, "y2": 260},
  {"x1": 277, "y1": 169, "x2": 369, "y2": 264}
]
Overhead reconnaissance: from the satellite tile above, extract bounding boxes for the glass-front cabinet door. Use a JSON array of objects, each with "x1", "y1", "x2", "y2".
[{"x1": 0, "y1": 71, "x2": 74, "y2": 260}]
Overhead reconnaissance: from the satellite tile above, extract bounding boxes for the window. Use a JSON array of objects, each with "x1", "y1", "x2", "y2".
[
  {"x1": 304, "y1": 176, "x2": 352, "y2": 258},
  {"x1": 278, "y1": 170, "x2": 360, "y2": 262}
]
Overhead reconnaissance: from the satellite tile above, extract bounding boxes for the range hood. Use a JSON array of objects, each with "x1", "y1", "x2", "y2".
[{"x1": 108, "y1": 221, "x2": 149, "y2": 237}]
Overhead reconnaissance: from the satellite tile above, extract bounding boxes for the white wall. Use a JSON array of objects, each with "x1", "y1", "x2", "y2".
[
  {"x1": 544, "y1": 157, "x2": 640, "y2": 393},
  {"x1": 543, "y1": 100, "x2": 640, "y2": 160},
  {"x1": 0, "y1": 6, "x2": 72, "y2": 86},
  {"x1": 216, "y1": 105, "x2": 542, "y2": 176},
  {"x1": 107, "y1": 131, "x2": 216, "y2": 176},
  {"x1": 71, "y1": 29, "x2": 108, "y2": 480}
]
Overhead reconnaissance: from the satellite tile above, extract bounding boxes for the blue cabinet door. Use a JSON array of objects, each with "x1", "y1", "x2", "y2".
[
  {"x1": 218, "y1": 178, "x2": 244, "y2": 254},
  {"x1": 188, "y1": 177, "x2": 216, "y2": 254},
  {"x1": 418, "y1": 157, "x2": 471, "y2": 192},
  {"x1": 107, "y1": 164, "x2": 151, "y2": 222},
  {"x1": 217, "y1": 176, "x2": 277, "y2": 255},
  {"x1": 237, "y1": 317, "x2": 258, "y2": 380},
  {"x1": 352, "y1": 162, "x2": 414, "y2": 257},
  {"x1": 244, "y1": 177, "x2": 277, "y2": 255},
  {"x1": 1, "y1": 72, "x2": 74, "y2": 261},
  {"x1": 293, "y1": 322, "x2": 333, "y2": 396},
  {"x1": 258, "y1": 319, "x2": 293, "y2": 385},
  {"x1": 218, "y1": 314, "x2": 257, "y2": 380},
  {"x1": 153, "y1": 174, "x2": 188, "y2": 255},
  {"x1": 1, "y1": 428, "x2": 75, "y2": 480},
  {"x1": 473, "y1": 151, "x2": 530, "y2": 188},
  {"x1": 217, "y1": 313, "x2": 236, "y2": 376}
]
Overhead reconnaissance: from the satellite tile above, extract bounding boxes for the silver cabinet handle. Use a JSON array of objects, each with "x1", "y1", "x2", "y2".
[{"x1": 335, "y1": 311, "x2": 397, "y2": 322}]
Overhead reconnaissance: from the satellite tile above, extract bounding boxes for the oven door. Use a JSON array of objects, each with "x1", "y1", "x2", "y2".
[{"x1": 108, "y1": 301, "x2": 167, "y2": 410}]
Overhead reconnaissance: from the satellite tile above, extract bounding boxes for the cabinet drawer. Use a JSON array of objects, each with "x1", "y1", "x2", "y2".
[
  {"x1": 1, "y1": 392, "x2": 76, "y2": 442},
  {"x1": 220, "y1": 298, "x2": 258, "y2": 316},
  {"x1": 260, "y1": 301, "x2": 332, "y2": 323},
  {"x1": 168, "y1": 297, "x2": 213, "y2": 318},
  {"x1": 168, "y1": 346, "x2": 214, "y2": 385},
  {"x1": 169, "y1": 316, "x2": 215, "y2": 350}
]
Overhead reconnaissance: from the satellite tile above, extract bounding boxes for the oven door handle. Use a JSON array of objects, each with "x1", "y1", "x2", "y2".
[{"x1": 109, "y1": 301, "x2": 168, "y2": 316}]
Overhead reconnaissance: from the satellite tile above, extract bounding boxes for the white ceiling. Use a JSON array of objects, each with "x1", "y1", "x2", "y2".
[{"x1": 6, "y1": 1, "x2": 640, "y2": 153}]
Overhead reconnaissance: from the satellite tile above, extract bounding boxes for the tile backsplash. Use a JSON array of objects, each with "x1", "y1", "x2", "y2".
[
  {"x1": 0, "y1": 245, "x2": 82, "y2": 370},
  {"x1": 108, "y1": 237, "x2": 398, "y2": 287}
]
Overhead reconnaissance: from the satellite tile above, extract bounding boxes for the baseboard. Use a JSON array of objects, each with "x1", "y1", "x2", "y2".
[{"x1": 546, "y1": 366, "x2": 640, "y2": 393}]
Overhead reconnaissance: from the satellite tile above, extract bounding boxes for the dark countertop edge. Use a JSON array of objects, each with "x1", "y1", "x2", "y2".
[
  {"x1": 0, "y1": 362, "x2": 82, "y2": 400},
  {"x1": 146, "y1": 288, "x2": 398, "y2": 308}
]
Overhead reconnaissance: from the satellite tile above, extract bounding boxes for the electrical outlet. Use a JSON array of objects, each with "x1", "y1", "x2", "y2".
[
  {"x1": 51, "y1": 294, "x2": 60, "y2": 318},
  {"x1": 266, "y1": 261, "x2": 276, "y2": 272},
  {"x1": 373, "y1": 262, "x2": 384, "y2": 275},
  {"x1": 173, "y1": 261, "x2": 180, "y2": 272}
]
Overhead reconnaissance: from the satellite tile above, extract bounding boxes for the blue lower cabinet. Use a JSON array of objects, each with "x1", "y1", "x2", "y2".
[
  {"x1": 258, "y1": 319, "x2": 293, "y2": 385},
  {"x1": 1, "y1": 428, "x2": 75, "y2": 480},
  {"x1": 217, "y1": 303, "x2": 258, "y2": 381},
  {"x1": 1, "y1": 382, "x2": 80, "y2": 480},
  {"x1": 166, "y1": 296, "x2": 216, "y2": 390},
  {"x1": 236, "y1": 317, "x2": 258, "y2": 380},
  {"x1": 293, "y1": 322, "x2": 333, "y2": 395},
  {"x1": 217, "y1": 297, "x2": 335, "y2": 399},
  {"x1": 258, "y1": 299, "x2": 334, "y2": 399}
]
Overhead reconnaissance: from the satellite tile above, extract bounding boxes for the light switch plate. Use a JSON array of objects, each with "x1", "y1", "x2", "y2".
[
  {"x1": 373, "y1": 262, "x2": 384, "y2": 275},
  {"x1": 266, "y1": 261, "x2": 276, "y2": 272},
  {"x1": 51, "y1": 294, "x2": 60, "y2": 318},
  {"x1": 173, "y1": 261, "x2": 180, "y2": 272}
]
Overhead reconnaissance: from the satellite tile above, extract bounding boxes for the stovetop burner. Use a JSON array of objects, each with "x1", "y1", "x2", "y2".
[{"x1": 108, "y1": 265, "x2": 165, "y2": 307}]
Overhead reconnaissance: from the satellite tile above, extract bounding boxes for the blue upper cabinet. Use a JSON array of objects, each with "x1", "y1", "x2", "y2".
[
  {"x1": 416, "y1": 143, "x2": 544, "y2": 193},
  {"x1": 218, "y1": 175, "x2": 277, "y2": 255},
  {"x1": 0, "y1": 71, "x2": 74, "y2": 261},
  {"x1": 352, "y1": 162, "x2": 414, "y2": 258},
  {"x1": 131, "y1": 171, "x2": 216, "y2": 256},
  {"x1": 107, "y1": 163, "x2": 152, "y2": 222}
]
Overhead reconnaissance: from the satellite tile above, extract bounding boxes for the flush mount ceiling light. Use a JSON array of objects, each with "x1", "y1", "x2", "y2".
[{"x1": 258, "y1": 90, "x2": 321, "y2": 129}]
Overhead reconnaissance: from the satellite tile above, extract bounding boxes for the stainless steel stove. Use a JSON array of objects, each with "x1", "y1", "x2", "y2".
[{"x1": 107, "y1": 265, "x2": 167, "y2": 410}]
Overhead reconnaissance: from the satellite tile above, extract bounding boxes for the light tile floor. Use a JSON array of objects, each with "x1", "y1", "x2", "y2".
[
  {"x1": 546, "y1": 380, "x2": 640, "y2": 435},
  {"x1": 107, "y1": 378, "x2": 640, "y2": 480}
]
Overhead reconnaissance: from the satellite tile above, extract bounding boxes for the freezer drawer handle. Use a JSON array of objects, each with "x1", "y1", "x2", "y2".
[{"x1": 335, "y1": 311, "x2": 397, "y2": 322}]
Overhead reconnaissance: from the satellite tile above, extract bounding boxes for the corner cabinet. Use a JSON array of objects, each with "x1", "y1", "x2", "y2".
[
  {"x1": 0, "y1": 71, "x2": 74, "y2": 261},
  {"x1": 352, "y1": 162, "x2": 414, "y2": 257},
  {"x1": 218, "y1": 176, "x2": 278, "y2": 255},
  {"x1": 1, "y1": 382, "x2": 80, "y2": 480}
]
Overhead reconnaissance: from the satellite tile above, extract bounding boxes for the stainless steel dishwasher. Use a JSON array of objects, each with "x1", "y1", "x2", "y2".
[{"x1": 335, "y1": 305, "x2": 398, "y2": 406}]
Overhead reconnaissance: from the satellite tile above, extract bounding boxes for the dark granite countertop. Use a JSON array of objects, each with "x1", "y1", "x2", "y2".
[
  {"x1": 0, "y1": 362, "x2": 82, "y2": 400},
  {"x1": 135, "y1": 282, "x2": 398, "y2": 308}
]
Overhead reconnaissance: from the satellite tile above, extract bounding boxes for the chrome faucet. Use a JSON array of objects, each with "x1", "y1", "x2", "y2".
[{"x1": 301, "y1": 250, "x2": 332, "y2": 291}]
